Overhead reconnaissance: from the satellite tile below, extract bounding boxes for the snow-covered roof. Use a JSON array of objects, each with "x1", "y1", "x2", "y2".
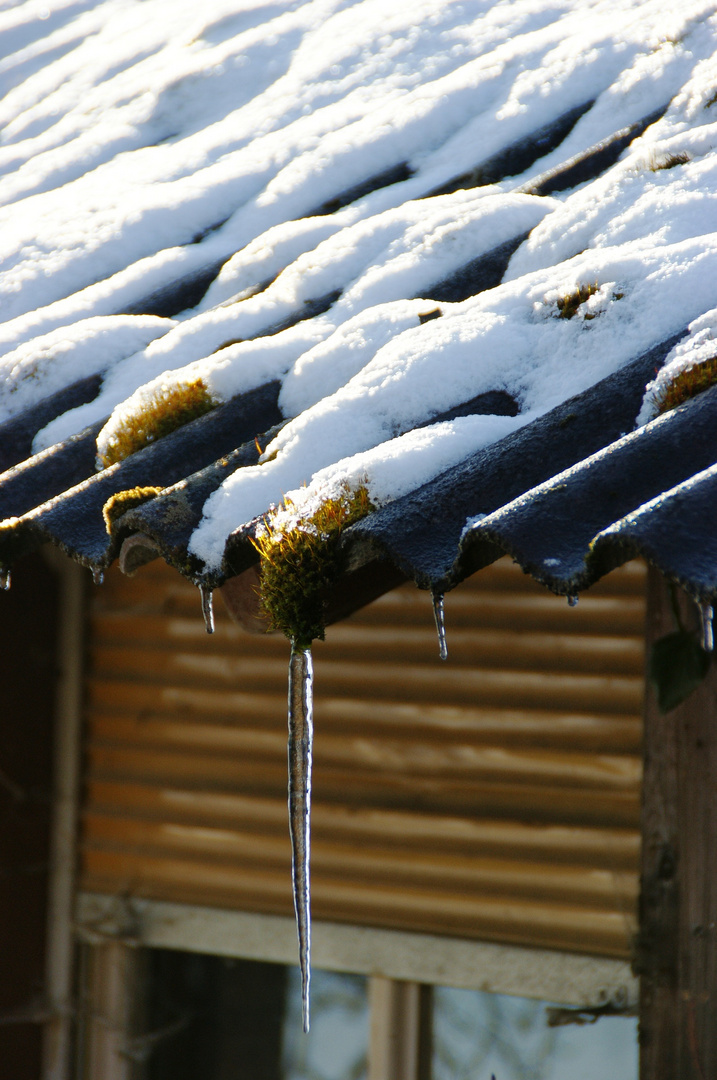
[{"x1": 2, "y1": 0, "x2": 717, "y2": 609}]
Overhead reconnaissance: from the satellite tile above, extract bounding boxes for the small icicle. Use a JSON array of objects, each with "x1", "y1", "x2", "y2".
[
  {"x1": 432, "y1": 590, "x2": 448, "y2": 660},
  {"x1": 92, "y1": 567, "x2": 104, "y2": 586},
  {"x1": 200, "y1": 585, "x2": 214, "y2": 634},
  {"x1": 0, "y1": 569, "x2": 10, "y2": 591},
  {"x1": 288, "y1": 643, "x2": 313, "y2": 1033},
  {"x1": 567, "y1": 595, "x2": 579, "y2": 608},
  {"x1": 701, "y1": 603, "x2": 714, "y2": 653}
]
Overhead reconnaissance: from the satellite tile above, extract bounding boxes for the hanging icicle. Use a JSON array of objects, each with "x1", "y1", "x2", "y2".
[
  {"x1": 288, "y1": 643, "x2": 313, "y2": 1033},
  {"x1": 200, "y1": 585, "x2": 215, "y2": 634},
  {"x1": 249, "y1": 482, "x2": 375, "y2": 1035},
  {"x1": 432, "y1": 590, "x2": 448, "y2": 661},
  {"x1": 92, "y1": 567, "x2": 104, "y2": 585},
  {"x1": 701, "y1": 602, "x2": 714, "y2": 653}
]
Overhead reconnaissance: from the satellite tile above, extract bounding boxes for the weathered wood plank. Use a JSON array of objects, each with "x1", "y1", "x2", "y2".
[
  {"x1": 85, "y1": 780, "x2": 639, "y2": 866},
  {"x1": 81, "y1": 848, "x2": 633, "y2": 956},
  {"x1": 639, "y1": 568, "x2": 717, "y2": 1079}
]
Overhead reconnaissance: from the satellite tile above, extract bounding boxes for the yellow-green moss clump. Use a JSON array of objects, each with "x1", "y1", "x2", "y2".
[
  {"x1": 655, "y1": 357, "x2": 717, "y2": 415},
  {"x1": 252, "y1": 482, "x2": 374, "y2": 649},
  {"x1": 99, "y1": 379, "x2": 217, "y2": 468},
  {"x1": 103, "y1": 486, "x2": 163, "y2": 533},
  {"x1": 648, "y1": 151, "x2": 690, "y2": 171},
  {"x1": 556, "y1": 282, "x2": 600, "y2": 319}
]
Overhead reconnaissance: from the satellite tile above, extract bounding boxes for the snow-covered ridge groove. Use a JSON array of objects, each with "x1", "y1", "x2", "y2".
[
  {"x1": 33, "y1": 188, "x2": 552, "y2": 453},
  {"x1": 0, "y1": 0, "x2": 701, "y2": 328},
  {"x1": 0, "y1": 0, "x2": 714, "y2": 584}
]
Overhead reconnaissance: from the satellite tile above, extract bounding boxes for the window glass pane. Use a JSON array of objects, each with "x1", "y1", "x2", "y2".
[
  {"x1": 282, "y1": 969, "x2": 369, "y2": 1080},
  {"x1": 432, "y1": 987, "x2": 637, "y2": 1080},
  {"x1": 145, "y1": 951, "x2": 288, "y2": 1080},
  {"x1": 145, "y1": 953, "x2": 369, "y2": 1080}
]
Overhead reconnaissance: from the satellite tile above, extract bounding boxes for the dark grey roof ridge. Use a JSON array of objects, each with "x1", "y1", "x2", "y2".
[
  {"x1": 461, "y1": 384, "x2": 717, "y2": 595},
  {"x1": 341, "y1": 331, "x2": 686, "y2": 592},
  {"x1": 594, "y1": 464, "x2": 717, "y2": 604},
  {"x1": 0, "y1": 380, "x2": 282, "y2": 573}
]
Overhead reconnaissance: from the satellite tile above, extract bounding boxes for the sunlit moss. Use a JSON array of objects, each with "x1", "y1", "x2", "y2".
[
  {"x1": 556, "y1": 282, "x2": 599, "y2": 319},
  {"x1": 251, "y1": 482, "x2": 374, "y2": 649},
  {"x1": 647, "y1": 151, "x2": 690, "y2": 171},
  {"x1": 99, "y1": 379, "x2": 218, "y2": 467},
  {"x1": 103, "y1": 486, "x2": 163, "y2": 533},
  {"x1": 655, "y1": 357, "x2": 717, "y2": 415},
  {"x1": 256, "y1": 434, "x2": 279, "y2": 464}
]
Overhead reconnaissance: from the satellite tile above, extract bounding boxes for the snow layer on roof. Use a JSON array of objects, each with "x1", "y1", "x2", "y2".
[
  {"x1": 262, "y1": 411, "x2": 531, "y2": 537},
  {"x1": 3, "y1": 0, "x2": 717, "y2": 574},
  {"x1": 0, "y1": 314, "x2": 172, "y2": 426},
  {"x1": 188, "y1": 233, "x2": 717, "y2": 566},
  {"x1": 89, "y1": 188, "x2": 552, "y2": 460}
]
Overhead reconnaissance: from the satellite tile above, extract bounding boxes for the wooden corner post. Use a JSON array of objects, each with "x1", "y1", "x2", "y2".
[
  {"x1": 368, "y1": 979, "x2": 432, "y2": 1080},
  {"x1": 639, "y1": 567, "x2": 717, "y2": 1079}
]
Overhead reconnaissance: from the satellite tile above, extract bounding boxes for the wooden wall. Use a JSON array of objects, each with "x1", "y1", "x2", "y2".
[{"x1": 79, "y1": 557, "x2": 645, "y2": 960}]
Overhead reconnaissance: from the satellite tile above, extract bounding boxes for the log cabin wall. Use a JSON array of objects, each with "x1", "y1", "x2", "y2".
[{"x1": 79, "y1": 557, "x2": 645, "y2": 961}]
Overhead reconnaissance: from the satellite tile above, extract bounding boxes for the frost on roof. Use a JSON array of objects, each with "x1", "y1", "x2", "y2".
[{"x1": 2, "y1": 0, "x2": 717, "y2": 578}]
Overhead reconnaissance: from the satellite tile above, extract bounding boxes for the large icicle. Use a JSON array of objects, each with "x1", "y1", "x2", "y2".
[
  {"x1": 288, "y1": 643, "x2": 313, "y2": 1033},
  {"x1": 250, "y1": 482, "x2": 374, "y2": 1033}
]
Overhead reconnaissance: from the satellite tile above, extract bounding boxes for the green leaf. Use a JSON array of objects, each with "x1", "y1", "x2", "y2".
[{"x1": 649, "y1": 630, "x2": 711, "y2": 713}]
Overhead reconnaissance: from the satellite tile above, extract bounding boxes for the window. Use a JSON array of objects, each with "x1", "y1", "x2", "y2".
[
  {"x1": 76, "y1": 945, "x2": 637, "y2": 1080},
  {"x1": 432, "y1": 986, "x2": 637, "y2": 1080}
]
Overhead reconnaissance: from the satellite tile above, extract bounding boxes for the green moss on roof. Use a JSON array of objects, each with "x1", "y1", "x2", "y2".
[
  {"x1": 251, "y1": 481, "x2": 374, "y2": 649},
  {"x1": 103, "y1": 486, "x2": 163, "y2": 533},
  {"x1": 556, "y1": 282, "x2": 599, "y2": 320},
  {"x1": 656, "y1": 357, "x2": 717, "y2": 416},
  {"x1": 98, "y1": 378, "x2": 218, "y2": 468},
  {"x1": 647, "y1": 150, "x2": 690, "y2": 171}
]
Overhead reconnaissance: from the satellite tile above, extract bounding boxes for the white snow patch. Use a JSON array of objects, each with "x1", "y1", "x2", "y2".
[
  {"x1": 0, "y1": 314, "x2": 172, "y2": 425},
  {"x1": 460, "y1": 512, "x2": 488, "y2": 539}
]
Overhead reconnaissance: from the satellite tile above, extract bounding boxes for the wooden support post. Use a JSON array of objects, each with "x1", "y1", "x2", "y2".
[
  {"x1": 639, "y1": 567, "x2": 717, "y2": 1079},
  {"x1": 82, "y1": 941, "x2": 145, "y2": 1080},
  {"x1": 42, "y1": 555, "x2": 85, "y2": 1080},
  {"x1": 368, "y1": 978, "x2": 432, "y2": 1080}
]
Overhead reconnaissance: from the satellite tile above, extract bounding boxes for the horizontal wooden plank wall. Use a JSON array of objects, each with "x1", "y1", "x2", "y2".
[{"x1": 79, "y1": 557, "x2": 645, "y2": 960}]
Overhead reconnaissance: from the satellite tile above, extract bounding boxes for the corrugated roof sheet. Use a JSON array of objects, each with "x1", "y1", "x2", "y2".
[
  {"x1": 0, "y1": 308, "x2": 713, "y2": 618},
  {"x1": 341, "y1": 342, "x2": 717, "y2": 599},
  {"x1": 0, "y1": 0, "x2": 715, "y2": 611},
  {"x1": 2, "y1": 325, "x2": 715, "y2": 615}
]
